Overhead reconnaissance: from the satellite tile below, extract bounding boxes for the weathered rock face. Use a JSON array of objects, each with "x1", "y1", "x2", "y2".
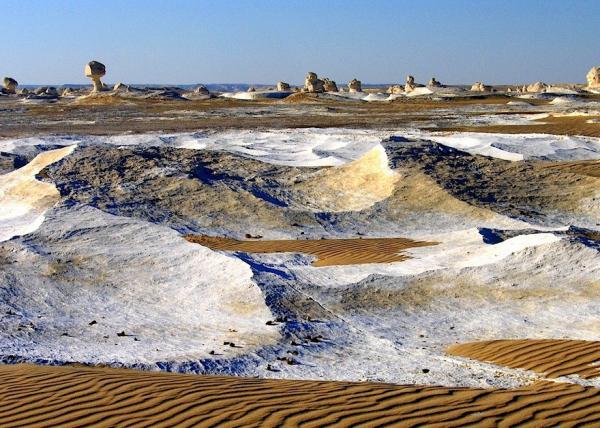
[
  {"x1": 304, "y1": 72, "x2": 325, "y2": 93},
  {"x1": 194, "y1": 85, "x2": 210, "y2": 95},
  {"x1": 405, "y1": 75, "x2": 416, "y2": 93},
  {"x1": 526, "y1": 81, "x2": 547, "y2": 93},
  {"x1": 470, "y1": 82, "x2": 491, "y2": 92},
  {"x1": 427, "y1": 77, "x2": 442, "y2": 88},
  {"x1": 247, "y1": 86, "x2": 256, "y2": 92},
  {"x1": 84, "y1": 61, "x2": 106, "y2": 93},
  {"x1": 277, "y1": 81, "x2": 290, "y2": 91},
  {"x1": 323, "y1": 78, "x2": 338, "y2": 92},
  {"x1": 587, "y1": 66, "x2": 600, "y2": 89},
  {"x1": 2, "y1": 77, "x2": 18, "y2": 94},
  {"x1": 348, "y1": 78, "x2": 362, "y2": 93},
  {"x1": 113, "y1": 82, "x2": 130, "y2": 92},
  {"x1": 387, "y1": 85, "x2": 404, "y2": 95}
]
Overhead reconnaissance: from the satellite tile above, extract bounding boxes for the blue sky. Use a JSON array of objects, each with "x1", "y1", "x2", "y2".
[{"x1": 2, "y1": 0, "x2": 599, "y2": 85}]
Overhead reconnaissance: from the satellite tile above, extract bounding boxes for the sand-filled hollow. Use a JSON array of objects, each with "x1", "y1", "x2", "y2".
[
  {"x1": 448, "y1": 339, "x2": 600, "y2": 379},
  {"x1": 4, "y1": 364, "x2": 600, "y2": 427},
  {"x1": 184, "y1": 235, "x2": 437, "y2": 267}
]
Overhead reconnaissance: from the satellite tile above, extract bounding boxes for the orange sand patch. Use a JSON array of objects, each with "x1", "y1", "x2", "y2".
[
  {"x1": 184, "y1": 235, "x2": 437, "y2": 267},
  {"x1": 448, "y1": 339, "x2": 600, "y2": 379},
  {"x1": 3, "y1": 364, "x2": 600, "y2": 427}
]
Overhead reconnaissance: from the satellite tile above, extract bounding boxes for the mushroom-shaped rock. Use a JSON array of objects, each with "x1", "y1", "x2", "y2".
[
  {"x1": 84, "y1": 61, "x2": 106, "y2": 93},
  {"x1": 323, "y1": 78, "x2": 338, "y2": 92},
  {"x1": 304, "y1": 72, "x2": 325, "y2": 93},
  {"x1": 526, "y1": 81, "x2": 547, "y2": 93},
  {"x1": 405, "y1": 75, "x2": 416, "y2": 92},
  {"x1": 427, "y1": 77, "x2": 442, "y2": 88},
  {"x1": 277, "y1": 81, "x2": 291, "y2": 91},
  {"x1": 3, "y1": 77, "x2": 18, "y2": 94},
  {"x1": 348, "y1": 78, "x2": 362, "y2": 93},
  {"x1": 587, "y1": 66, "x2": 600, "y2": 89},
  {"x1": 194, "y1": 85, "x2": 210, "y2": 95}
]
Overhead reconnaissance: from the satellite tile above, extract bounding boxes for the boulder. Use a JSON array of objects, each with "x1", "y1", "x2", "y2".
[
  {"x1": 586, "y1": 66, "x2": 600, "y2": 89},
  {"x1": 2, "y1": 77, "x2": 18, "y2": 94},
  {"x1": 323, "y1": 78, "x2": 338, "y2": 92},
  {"x1": 277, "y1": 81, "x2": 290, "y2": 91},
  {"x1": 247, "y1": 86, "x2": 256, "y2": 92},
  {"x1": 304, "y1": 72, "x2": 325, "y2": 93},
  {"x1": 61, "y1": 87, "x2": 74, "y2": 97},
  {"x1": 526, "y1": 81, "x2": 547, "y2": 93},
  {"x1": 348, "y1": 78, "x2": 362, "y2": 93},
  {"x1": 18, "y1": 88, "x2": 29, "y2": 95},
  {"x1": 84, "y1": 61, "x2": 106, "y2": 93},
  {"x1": 194, "y1": 85, "x2": 210, "y2": 95},
  {"x1": 427, "y1": 77, "x2": 442, "y2": 88}
]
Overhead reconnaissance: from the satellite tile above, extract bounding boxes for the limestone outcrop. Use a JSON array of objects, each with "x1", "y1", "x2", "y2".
[
  {"x1": 526, "y1": 81, "x2": 547, "y2": 93},
  {"x1": 405, "y1": 75, "x2": 416, "y2": 92},
  {"x1": 470, "y1": 82, "x2": 491, "y2": 92},
  {"x1": 113, "y1": 82, "x2": 131, "y2": 92},
  {"x1": 348, "y1": 78, "x2": 362, "y2": 93},
  {"x1": 387, "y1": 85, "x2": 404, "y2": 95},
  {"x1": 247, "y1": 86, "x2": 256, "y2": 92},
  {"x1": 277, "y1": 81, "x2": 290, "y2": 91},
  {"x1": 194, "y1": 85, "x2": 210, "y2": 95},
  {"x1": 587, "y1": 66, "x2": 600, "y2": 89},
  {"x1": 2, "y1": 77, "x2": 17, "y2": 94},
  {"x1": 84, "y1": 61, "x2": 106, "y2": 93},
  {"x1": 323, "y1": 78, "x2": 338, "y2": 92},
  {"x1": 427, "y1": 77, "x2": 442, "y2": 88},
  {"x1": 304, "y1": 72, "x2": 325, "y2": 93}
]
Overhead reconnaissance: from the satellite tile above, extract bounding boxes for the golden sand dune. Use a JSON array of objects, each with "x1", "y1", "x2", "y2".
[
  {"x1": 448, "y1": 339, "x2": 600, "y2": 379},
  {"x1": 184, "y1": 235, "x2": 437, "y2": 267},
  {"x1": 3, "y1": 364, "x2": 600, "y2": 427},
  {"x1": 443, "y1": 114, "x2": 600, "y2": 138}
]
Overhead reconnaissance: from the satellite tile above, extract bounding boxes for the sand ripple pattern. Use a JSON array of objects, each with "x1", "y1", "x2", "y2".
[
  {"x1": 544, "y1": 160, "x2": 600, "y2": 178},
  {"x1": 448, "y1": 339, "x2": 600, "y2": 379},
  {"x1": 184, "y1": 236, "x2": 437, "y2": 267},
  {"x1": 4, "y1": 365, "x2": 600, "y2": 427}
]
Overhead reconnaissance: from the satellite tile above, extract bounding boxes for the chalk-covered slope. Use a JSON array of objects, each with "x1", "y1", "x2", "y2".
[
  {"x1": 0, "y1": 205, "x2": 278, "y2": 365},
  {"x1": 0, "y1": 145, "x2": 76, "y2": 242}
]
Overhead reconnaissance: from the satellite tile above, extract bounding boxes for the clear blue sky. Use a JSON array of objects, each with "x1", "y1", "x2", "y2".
[{"x1": 2, "y1": 0, "x2": 599, "y2": 85}]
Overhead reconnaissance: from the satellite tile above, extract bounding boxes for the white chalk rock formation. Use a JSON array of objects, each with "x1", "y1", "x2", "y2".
[
  {"x1": 277, "y1": 81, "x2": 290, "y2": 91},
  {"x1": 323, "y1": 78, "x2": 338, "y2": 92},
  {"x1": 3, "y1": 77, "x2": 18, "y2": 94},
  {"x1": 0, "y1": 145, "x2": 77, "y2": 242},
  {"x1": 387, "y1": 85, "x2": 404, "y2": 95},
  {"x1": 348, "y1": 78, "x2": 362, "y2": 92},
  {"x1": 194, "y1": 85, "x2": 210, "y2": 95},
  {"x1": 427, "y1": 77, "x2": 442, "y2": 88},
  {"x1": 304, "y1": 72, "x2": 325, "y2": 93},
  {"x1": 587, "y1": 66, "x2": 600, "y2": 89},
  {"x1": 471, "y1": 82, "x2": 491, "y2": 92},
  {"x1": 405, "y1": 75, "x2": 416, "y2": 92},
  {"x1": 526, "y1": 81, "x2": 547, "y2": 93},
  {"x1": 247, "y1": 86, "x2": 256, "y2": 92},
  {"x1": 18, "y1": 88, "x2": 29, "y2": 95},
  {"x1": 113, "y1": 82, "x2": 131, "y2": 92},
  {"x1": 84, "y1": 61, "x2": 106, "y2": 93}
]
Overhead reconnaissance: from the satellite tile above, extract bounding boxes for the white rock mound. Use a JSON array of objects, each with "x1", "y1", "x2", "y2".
[
  {"x1": 194, "y1": 85, "x2": 210, "y2": 95},
  {"x1": 304, "y1": 72, "x2": 325, "y2": 93},
  {"x1": 348, "y1": 78, "x2": 362, "y2": 93},
  {"x1": 84, "y1": 61, "x2": 106, "y2": 93},
  {"x1": 526, "y1": 81, "x2": 547, "y2": 93},
  {"x1": 587, "y1": 66, "x2": 600, "y2": 89},
  {"x1": 323, "y1": 78, "x2": 338, "y2": 92},
  {"x1": 471, "y1": 82, "x2": 492, "y2": 92},
  {"x1": 427, "y1": 77, "x2": 443, "y2": 88},
  {"x1": 277, "y1": 81, "x2": 290, "y2": 91}
]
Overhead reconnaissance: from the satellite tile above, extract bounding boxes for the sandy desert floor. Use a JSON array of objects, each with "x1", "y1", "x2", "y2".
[{"x1": 1, "y1": 89, "x2": 600, "y2": 426}]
